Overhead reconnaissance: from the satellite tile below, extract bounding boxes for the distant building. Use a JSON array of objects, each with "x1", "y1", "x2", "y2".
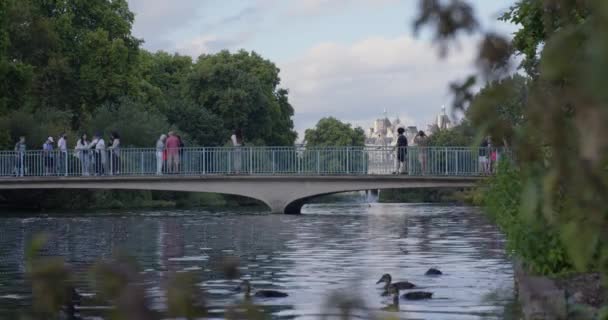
[
  {"x1": 425, "y1": 105, "x2": 452, "y2": 135},
  {"x1": 365, "y1": 110, "x2": 417, "y2": 146},
  {"x1": 435, "y1": 105, "x2": 452, "y2": 130}
]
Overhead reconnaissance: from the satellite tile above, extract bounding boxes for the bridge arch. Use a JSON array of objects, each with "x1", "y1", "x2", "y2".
[{"x1": 0, "y1": 176, "x2": 481, "y2": 214}]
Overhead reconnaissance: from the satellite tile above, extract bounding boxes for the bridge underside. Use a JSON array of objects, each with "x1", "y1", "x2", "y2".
[{"x1": 0, "y1": 176, "x2": 481, "y2": 214}]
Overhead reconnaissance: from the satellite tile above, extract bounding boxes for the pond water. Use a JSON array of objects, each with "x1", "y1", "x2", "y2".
[{"x1": 0, "y1": 202, "x2": 517, "y2": 319}]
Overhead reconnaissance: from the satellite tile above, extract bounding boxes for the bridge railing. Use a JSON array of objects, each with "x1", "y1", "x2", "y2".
[{"x1": 0, "y1": 146, "x2": 504, "y2": 178}]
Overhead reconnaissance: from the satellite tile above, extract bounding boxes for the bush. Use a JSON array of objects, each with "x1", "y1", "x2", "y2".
[{"x1": 482, "y1": 160, "x2": 574, "y2": 275}]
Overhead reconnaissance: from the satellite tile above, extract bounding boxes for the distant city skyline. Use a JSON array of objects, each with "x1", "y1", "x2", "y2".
[{"x1": 127, "y1": 0, "x2": 517, "y2": 138}]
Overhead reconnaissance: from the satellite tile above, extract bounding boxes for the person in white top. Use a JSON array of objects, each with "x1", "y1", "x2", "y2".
[
  {"x1": 57, "y1": 132, "x2": 68, "y2": 175},
  {"x1": 91, "y1": 132, "x2": 106, "y2": 175},
  {"x1": 156, "y1": 134, "x2": 166, "y2": 175},
  {"x1": 75, "y1": 133, "x2": 90, "y2": 176},
  {"x1": 231, "y1": 128, "x2": 243, "y2": 173},
  {"x1": 108, "y1": 131, "x2": 120, "y2": 175}
]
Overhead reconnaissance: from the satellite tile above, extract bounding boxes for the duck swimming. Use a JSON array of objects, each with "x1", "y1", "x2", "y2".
[
  {"x1": 425, "y1": 268, "x2": 442, "y2": 275},
  {"x1": 236, "y1": 280, "x2": 288, "y2": 298},
  {"x1": 377, "y1": 273, "x2": 416, "y2": 289},
  {"x1": 376, "y1": 273, "x2": 415, "y2": 295}
]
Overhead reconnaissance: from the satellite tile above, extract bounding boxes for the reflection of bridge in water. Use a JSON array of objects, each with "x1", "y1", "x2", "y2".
[{"x1": 0, "y1": 146, "x2": 498, "y2": 213}]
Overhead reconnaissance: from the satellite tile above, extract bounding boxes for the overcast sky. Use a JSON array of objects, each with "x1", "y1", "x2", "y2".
[{"x1": 127, "y1": 0, "x2": 516, "y2": 138}]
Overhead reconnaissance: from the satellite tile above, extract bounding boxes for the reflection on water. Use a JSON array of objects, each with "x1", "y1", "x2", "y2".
[{"x1": 0, "y1": 203, "x2": 516, "y2": 319}]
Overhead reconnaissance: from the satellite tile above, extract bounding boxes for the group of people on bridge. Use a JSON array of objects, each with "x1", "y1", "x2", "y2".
[
  {"x1": 9, "y1": 128, "x2": 245, "y2": 177},
  {"x1": 5, "y1": 127, "x2": 499, "y2": 178}
]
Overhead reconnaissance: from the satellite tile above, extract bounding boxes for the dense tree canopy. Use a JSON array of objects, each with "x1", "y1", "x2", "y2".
[
  {"x1": 304, "y1": 117, "x2": 365, "y2": 147},
  {"x1": 185, "y1": 50, "x2": 297, "y2": 146},
  {"x1": 0, "y1": 0, "x2": 297, "y2": 148}
]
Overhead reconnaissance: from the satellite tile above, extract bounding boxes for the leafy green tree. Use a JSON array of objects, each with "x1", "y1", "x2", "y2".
[
  {"x1": 1, "y1": 0, "x2": 141, "y2": 128},
  {"x1": 499, "y1": 0, "x2": 589, "y2": 76},
  {"x1": 137, "y1": 51, "x2": 193, "y2": 113},
  {"x1": 304, "y1": 117, "x2": 365, "y2": 147},
  {"x1": 83, "y1": 99, "x2": 171, "y2": 147},
  {"x1": 466, "y1": 74, "x2": 528, "y2": 146},
  {"x1": 415, "y1": 0, "x2": 608, "y2": 285},
  {"x1": 185, "y1": 50, "x2": 297, "y2": 146},
  {"x1": 427, "y1": 121, "x2": 476, "y2": 147},
  {"x1": 166, "y1": 102, "x2": 228, "y2": 147}
]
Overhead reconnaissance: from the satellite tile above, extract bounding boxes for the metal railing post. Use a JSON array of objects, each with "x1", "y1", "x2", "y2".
[
  {"x1": 202, "y1": 148, "x2": 206, "y2": 175},
  {"x1": 445, "y1": 147, "x2": 448, "y2": 175},
  {"x1": 249, "y1": 147, "x2": 253, "y2": 175},
  {"x1": 227, "y1": 148, "x2": 232, "y2": 174},
  {"x1": 316, "y1": 150, "x2": 320, "y2": 175},
  {"x1": 140, "y1": 151, "x2": 144, "y2": 175},
  {"x1": 272, "y1": 150, "x2": 276, "y2": 174},
  {"x1": 109, "y1": 150, "x2": 113, "y2": 176},
  {"x1": 346, "y1": 147, "x2": 350, "y2": 175},
  {"x1": 455, "y1": 149, "x2": 459, "y2": 175},
  {"x1": 64, "y1": 151, "x2": 68, "y2": 176}
]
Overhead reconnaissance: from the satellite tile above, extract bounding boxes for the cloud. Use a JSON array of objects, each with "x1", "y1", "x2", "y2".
[
  {"x1": 127, "y1": 0, "x2": 204, "y2": 49},
  {"x1": 288, "y1": 0, "x2": 398, "y2": 16},
  {"x1": 278, "y1": 35, "x2": 478, "y2": 135},
  {"x1": 176, "y1": 32, "x2": 255, "y2": 57}
]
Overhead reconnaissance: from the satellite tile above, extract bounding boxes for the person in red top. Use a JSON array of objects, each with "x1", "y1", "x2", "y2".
[{"x1": 165, "y1": 131, "x2": 180, "y2": 174}]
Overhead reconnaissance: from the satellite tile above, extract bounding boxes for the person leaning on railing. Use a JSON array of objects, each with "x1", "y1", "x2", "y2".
[{"x1": 14, "y1": 136, "x2": 26, "y2": 177}]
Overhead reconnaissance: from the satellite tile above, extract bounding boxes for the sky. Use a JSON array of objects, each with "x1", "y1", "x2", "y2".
[{"x1": 127, "y1": 0, "x2": 517, "y2": 138}]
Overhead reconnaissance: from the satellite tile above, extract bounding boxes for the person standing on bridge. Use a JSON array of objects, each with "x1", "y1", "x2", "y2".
[
  {"x1": 394, "y1": 127, "x2": 408, "y2": 174},
  {"x1": 108, "y1": 131, "x2": 120, "y2": 175},
  {"x1": 43, "y1": 136, "x2": 55, "y2": 176},
  {"x1": 156, "y1": 134, "x2": 166, "y2": 175},
  {"x1": 57, "y1": 132, "x2": 68, "y2": 175},
  {"x1": 14, "y1": 136, "x2": 26, "y2": 177},
  {"x1": 165, "y1": 132, "x2": 180, "y2": 174},
  {"x1": 91, "y1": 132, "x2": 106, "y2": 176},
  {"x1": 414, "y1": 131, "x2": 428, "y2": 175},
  {"x1": 231, "y1": 128, "x2": 243, "y2": 174},
  {"x1": 76, "y1": 133, "x2": 90, "y2": 176}
]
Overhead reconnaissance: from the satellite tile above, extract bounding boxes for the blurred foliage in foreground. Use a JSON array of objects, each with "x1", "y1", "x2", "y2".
[
  {"x1": 413, "y1": 0, "x2": 608, "y2": 291},
  {"x1": 21, "y1": 234, "x2": 408, "y2": 320}
]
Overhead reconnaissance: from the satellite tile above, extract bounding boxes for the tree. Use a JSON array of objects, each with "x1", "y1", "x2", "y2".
[
  {"x1": 466, "y1": 74, "x2": 528, "y2": 145},
  {"x1": 1, "y1": 0, "x2": 141, "y2": 128},
  {"x1": 415, "y1": 0, "x2": 608, "y2": 283},
  {"x1": 304, "y1": 117, "x2": 365, "y2": 147},
  {"x1": 499, "y1": 0, "x2": 589, "y2": 76},
  {"x1": 427, "y1": 121, "x2": 476, "y2": 147},
  {"x1": 185, "y1": 50, "x2": 297, "y2": 146}
]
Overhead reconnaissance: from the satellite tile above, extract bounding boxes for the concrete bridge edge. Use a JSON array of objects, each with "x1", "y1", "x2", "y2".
[{"x1": 0, "y1": 177, "x2": 481, "y2": 214}]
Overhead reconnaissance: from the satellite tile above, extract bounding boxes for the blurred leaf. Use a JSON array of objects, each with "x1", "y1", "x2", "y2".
[
  {"x1": 519, "y1": 180, "x2": 539, "y2": 224},
  {"x1": 167, "y1": 272, "x2": 206, "y2": 319},
  {"x1": 561, "y1": 222, "x2": 599, "y2": 271}
]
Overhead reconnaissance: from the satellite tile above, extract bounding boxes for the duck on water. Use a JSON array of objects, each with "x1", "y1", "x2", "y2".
[
  {"x1": 376, "y1": 273, "x2": 416, "y2": 295},
  {"x1": 235, "y1": 280, "x2": 288, "y2": 298}
]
